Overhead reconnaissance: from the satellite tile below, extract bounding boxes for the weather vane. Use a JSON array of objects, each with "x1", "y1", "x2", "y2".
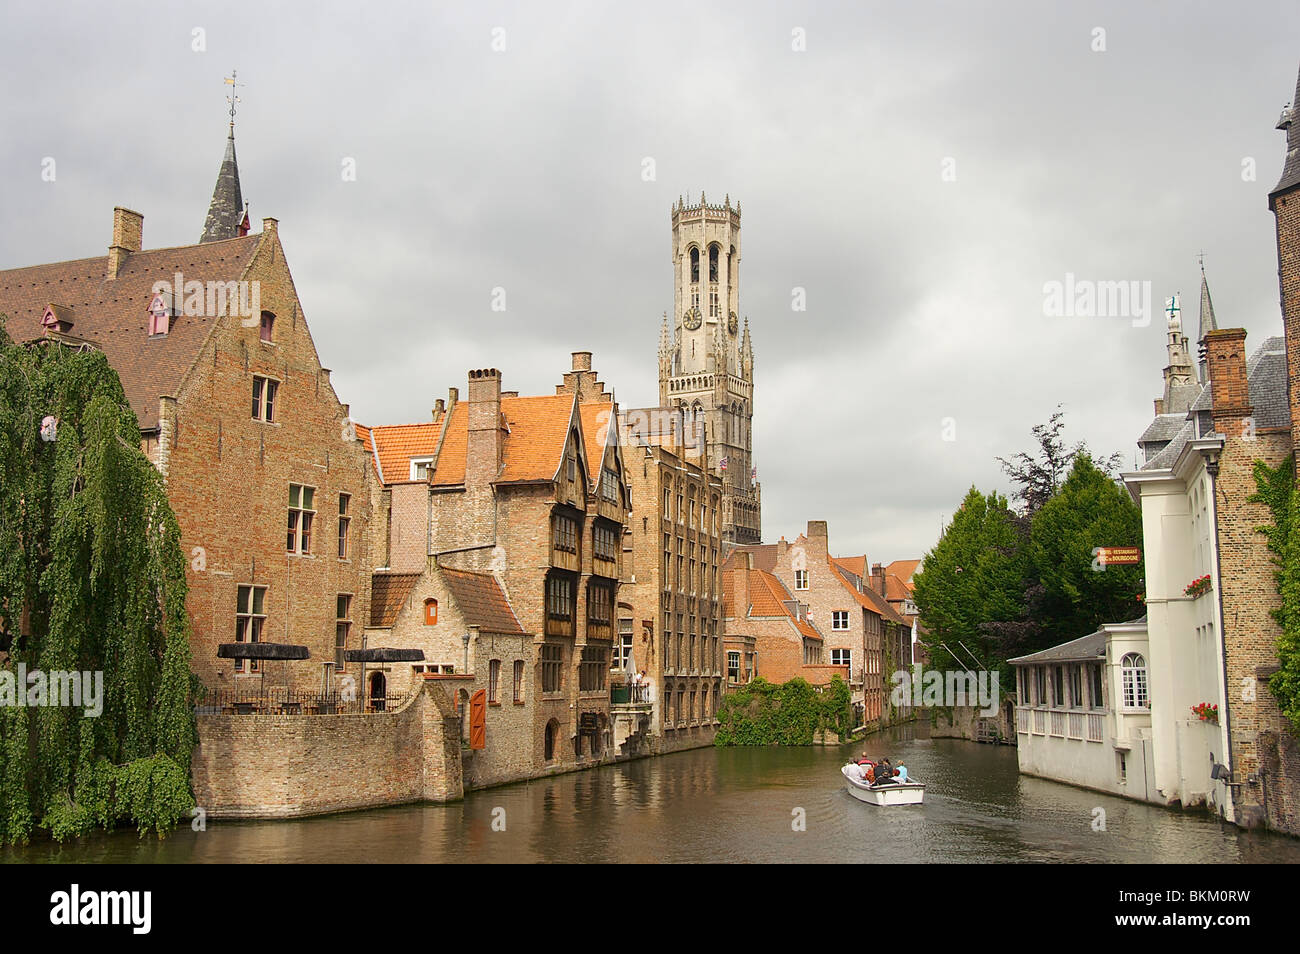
[
  {"x1": 1196, "y1": 249, "x2": 1207, "y2": 271},
  {"x1": 224, "y1": 70, "x2": 244, "y2": 126}
]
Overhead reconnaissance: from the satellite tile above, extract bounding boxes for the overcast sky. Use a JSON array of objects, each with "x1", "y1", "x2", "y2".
[{"x1": 3, "y1": 1, "x2": 1298, "y2": 563}]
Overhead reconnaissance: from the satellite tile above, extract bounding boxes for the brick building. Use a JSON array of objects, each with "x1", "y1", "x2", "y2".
[
  {"x1": 724, "y1": 522, "x2": 913, "y2": 727},
  {"x1": 0, "y1": 123, "x2": 372, "y2": 694},
  {"x1": 363, "y1": 352, "x2": 631, "y2": 780},
  {"x1": 616, "y1": 405, "x2": 725, "y2": 752}
]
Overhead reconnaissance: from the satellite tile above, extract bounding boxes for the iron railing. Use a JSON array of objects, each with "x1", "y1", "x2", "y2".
[{"x1": 194, "y1": 687, "x2": 413, "y2": 716}]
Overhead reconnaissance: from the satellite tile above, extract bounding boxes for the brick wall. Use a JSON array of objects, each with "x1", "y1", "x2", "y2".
[
  {"x1": 191, "y1": 677, "x2": 462, "y2": 818},
  {"x1": 164, "y1": 224, "x2": 373, "y2": 692}
]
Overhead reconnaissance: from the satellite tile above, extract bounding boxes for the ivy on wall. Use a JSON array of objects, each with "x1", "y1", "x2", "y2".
[
  {"x1": 0, "y1": 322, "x2": 196, "y2": 843},
  {"x1": 1250, "y1": 455, "x2": 1300, "y2": 737},
  {"x1": 714, "y1": 676, "x2": 854, "y2": 746}
]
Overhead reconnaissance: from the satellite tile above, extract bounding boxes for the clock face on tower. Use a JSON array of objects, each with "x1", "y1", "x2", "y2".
[
  {"x1": 728, "y1": 311, "x2": 738, "y2": 335},
  {"x1": 684, "y1": 307, "x2": 702, "y2": 331}
]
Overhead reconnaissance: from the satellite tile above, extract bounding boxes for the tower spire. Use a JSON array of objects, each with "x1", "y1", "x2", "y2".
[
  {"x1": 1196, "y1": 258, "x2": 1218, "y2": 382},
  {"x1": 201, "y1": 71, "x2": 247, "y2": 244}
]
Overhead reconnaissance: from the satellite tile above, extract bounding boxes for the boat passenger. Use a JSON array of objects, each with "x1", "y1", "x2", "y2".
[
  {"x1": 894, "y1": 763, "x2": 909, "y2": 784},
  {"x1": 874, "y1": 758, "x2": 894, "y2": 785}
]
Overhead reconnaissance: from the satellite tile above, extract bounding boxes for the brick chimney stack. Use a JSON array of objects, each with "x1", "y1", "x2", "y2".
[
  {"x1": 107, "y1": 207, "x2": 143, "y2": 280},
  {"x1": 1205, "y1": 329, "x2": 1253, "y2": 428},
  {"x1": 871, "y1": 563, "x2": 885, "y2": 596},
  {"x1": 556, "y1": 350, "x2": 609, "y2": 401},
  {"x1": 733, "y1": 552, "x2": 753, "y2": 617},
  {"x1": 466, "y1": 369, "x2": 503, "y2": 487},
  {"x1": 805, "y1": 520, "x2": 829, "y2": 560}
]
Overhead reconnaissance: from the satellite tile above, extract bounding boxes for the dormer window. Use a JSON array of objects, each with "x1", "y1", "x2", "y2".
[
  {"x1": 410, "y1": 457, "x2": 434, "y2": 481},
  {"x1": 146, "y1": 293, "x2": 174, "y2": 337},
  {"x1": 41, "y1": 304, "x2": 76, "y2": 336},
  {"x1": 259, "y1": 311, "x2": 275, "y2": 343}
]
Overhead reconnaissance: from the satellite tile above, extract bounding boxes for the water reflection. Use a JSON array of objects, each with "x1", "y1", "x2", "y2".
[{"x1": 5, "y1": 729, "x2": 1298, "y2": 864}]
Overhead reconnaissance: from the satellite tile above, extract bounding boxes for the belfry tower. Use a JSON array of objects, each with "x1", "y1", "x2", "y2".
[{"x1": 658, "y1": 193, "x2": 760, "y2": 545}]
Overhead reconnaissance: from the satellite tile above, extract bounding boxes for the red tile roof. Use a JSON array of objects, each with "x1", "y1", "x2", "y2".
[
  {"x1": 833, "y1": 555, "x2": 866, "y2": 579},
  {"x1": 441, "y1": 568, "x2": 527, "y2": 636},
  {"x1": 886, "y1": 559, "x2": 921, "y2": 586},
  {"x1": 723, "y1": 566, "x2": 822, "y2": 641},
  {"x1": 829, "y1": 557, "x2": 909, "y2": 626},
  {"x1": 366, "y1": 393, "x2": 579, "y2": 487},
  {"x1": 0, "y1": 234, "x2": 262, "y2": 430},
  {"x1": 370, "y1": 572, "x2": 422, "y2": 627}
]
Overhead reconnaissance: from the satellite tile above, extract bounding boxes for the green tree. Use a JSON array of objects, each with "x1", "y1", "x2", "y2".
[
  {"x1": 0, "y1": 322, "x2": 196, "y2": 843},
  {"x1": 1028, "y1": 453, "x2": 1144, "y2": 648},
  {"x1": 912, "y1": 487, "x2": 1030, "y2": 672}
]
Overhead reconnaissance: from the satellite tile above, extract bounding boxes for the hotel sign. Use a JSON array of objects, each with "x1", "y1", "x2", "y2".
[{"x1": 1095, "y1": 547, "x2": 1141, "y2": 566}]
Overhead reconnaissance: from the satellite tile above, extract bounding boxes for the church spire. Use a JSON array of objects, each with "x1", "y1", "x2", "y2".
[
  {"x1": 200, "y1": 71, "x2": 248, "y2": 244},
  {"x1": 1196, "y1": 261, "x2": 1218, "y2": 382}
]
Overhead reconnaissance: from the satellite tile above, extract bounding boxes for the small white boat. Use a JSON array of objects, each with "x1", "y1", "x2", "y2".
[{"x1": 841, "y1": 764, "x2": 925, "y2": 806}]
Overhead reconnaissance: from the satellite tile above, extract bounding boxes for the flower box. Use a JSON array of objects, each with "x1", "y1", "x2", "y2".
[
  {"x1": 1184, "y1": 575, "x2": 1212, "y2": 598},
  {"x1": 1191, "y1": 702, "x2": 1219, "y2": 724}
]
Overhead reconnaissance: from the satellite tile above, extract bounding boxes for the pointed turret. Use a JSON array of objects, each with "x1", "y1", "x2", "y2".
[
  {"x1": 1270, "y1": 61, "x2": 1300, "y2": 202},
  {"x1": 741, "y1": 315, "x2": 754, "y2": 377},
  {"x1": 1196, "y1": 265, "x2": 1218, "y2": 381},
  {"x1": 200, "y1": 124, "x2": 245, "y2": 244}
]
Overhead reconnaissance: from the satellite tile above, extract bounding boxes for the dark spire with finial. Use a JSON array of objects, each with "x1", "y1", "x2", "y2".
[
  {"x1": 1270, "y1": 61, "x2": 1300, "y2": 201},
  {"x1": 200, "y1": 71, "x2": 247, "y2": 244},
  {"x1": 1196, "y1": 255, "x2": 1218, "y2": 382}
]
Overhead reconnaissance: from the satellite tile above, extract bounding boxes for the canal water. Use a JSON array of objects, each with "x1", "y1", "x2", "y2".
[{"x1": 6, "y1": 728, "x2": 1299, "y2": 863}]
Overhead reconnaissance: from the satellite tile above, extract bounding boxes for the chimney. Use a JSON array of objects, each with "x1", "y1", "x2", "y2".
[
  {"x1": 107, "y1": 207, "x2": 143, "y2": 280},
  {"x1": 871, "y1": 563, "x2": 885, "y2": 596},
  {"x1": 1205, "y1": 329, "x2": 1252, "y2": 427},
  {"x1": 806, "y1": 520, "x2": 828, "y2": 557},
  {"x1": 466, "y1": 369, "x2": 503, "y2": 487},
  {"x1": 732, "y1": 552, "x2": 753, "y2": 617},
  {"x1": 262, "y1": 217, "x2": 278, "y2": 240},
  {"x1": 572, "y1": 351, "x2": 592, "y2": 371},
  {"x1": 433, "y1": 397, "x2": 445, "y2": 422}
]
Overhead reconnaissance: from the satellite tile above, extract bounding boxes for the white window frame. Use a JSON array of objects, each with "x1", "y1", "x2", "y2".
[
  {"x1": 831, "y1": 610, "x2": 849, "y2": 631},
  {"x1": 794, "y1": 569, "x2": 808, "y2": 590},
  {"x1": 409, "y1": 457, "x2": 434, "y2": 481}
]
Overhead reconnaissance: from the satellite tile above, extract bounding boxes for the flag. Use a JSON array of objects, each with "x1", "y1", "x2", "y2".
[
  {"x1": 719, "y1": 457, "x2": 728, "y2": 472},
  {"x1": 751, "y1": 465, "x2": 757, "y2": 480}
]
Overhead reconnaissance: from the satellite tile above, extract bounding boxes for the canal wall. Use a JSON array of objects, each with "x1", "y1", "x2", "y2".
[
  {"x1": 191, "y1": 677, "x2": 463, "y2": 818},
  {"x1": 922, "y1": 703, "x2": 1017, "y2": 745},
  {"x1": 1253, "y1": 667, "x2": 1300, "y2": 837}
]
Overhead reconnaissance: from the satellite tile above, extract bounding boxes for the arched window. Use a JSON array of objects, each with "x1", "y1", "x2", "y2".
[
  {"x1": 689, "y1": 247, "x2": 700, "y2": 284},
  {"x1": 259, "y1": 311, "x2": 275, "y2": 343},
  {"x1": 1121, "y1": 653, "x2": 1148, "y2": 709},
  {"x1": 369, "y1": 671, "x2": 387, "y2": 712},
  {"x1": 709, "y1": 244, "x2": 719, "y2": 282}
]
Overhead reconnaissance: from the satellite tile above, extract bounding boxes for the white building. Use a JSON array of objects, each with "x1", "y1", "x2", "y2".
[{"x1": 1011, "y1": 619, "x2": 1159, "y2": 802}]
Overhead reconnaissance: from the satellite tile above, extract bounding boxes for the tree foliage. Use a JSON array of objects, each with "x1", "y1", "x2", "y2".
[
  {"x1": 996, "y1": 406, "x2": 1123, "y2": 515},
  {"x1": 714, "y1": 676, "x2": 854, "y2": 746},
  {"x1": 0, "y1": 322, "x2": 196, "y2": 843},
  {"x1": 1250, "y1": 456, "x2": 1300, "y2": 736},
  {"x1": 916, "y1": 435, "x2": 1143, "y2": 675}
]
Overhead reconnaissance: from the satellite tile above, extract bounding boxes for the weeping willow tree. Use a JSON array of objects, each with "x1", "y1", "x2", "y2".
[{"x1": 0, "y1": 321, "x2": 196, "y2": 843}]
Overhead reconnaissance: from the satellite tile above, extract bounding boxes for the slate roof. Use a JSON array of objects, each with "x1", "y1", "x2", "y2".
[
  {"x1": 441, "y1": 568, "x2": 527, "y2": 636},
  {"x1": 1271, "y1": 62, "x2": 1300, "y2": 199},
  {"x1": 1008, "y1": 616, "x2": 1147, "y2": 665},
  {"x1": 0, "y1": 234, "x2": 262, "y2": 430},
  {"x1": 1007, "y1": 629, "x2": 1108, "y2": 665},
  {"x1": 369, "y1": 572, "x2": 422, "y2": 627},
  {"x1": 201, "y1": 130, "x2": 245, "y2": 244},
  {"x1": 1139, "y1": 337, "x2": 1288, "y2": 471}
]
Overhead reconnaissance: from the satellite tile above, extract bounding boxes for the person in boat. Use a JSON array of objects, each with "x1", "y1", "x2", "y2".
[
  {"x1": 894, "y1": 762, "x2": 909, "y2": 784},
  {"x1": 873, "y1": 757, "x2": 894, "y2": 785}
]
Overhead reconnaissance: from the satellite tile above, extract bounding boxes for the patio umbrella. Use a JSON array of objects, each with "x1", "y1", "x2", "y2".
[{"x1": 216, "y1": 643, "x2": 310, "y2": 700}]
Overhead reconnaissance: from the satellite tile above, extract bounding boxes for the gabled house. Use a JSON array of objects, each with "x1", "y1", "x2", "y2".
[{"x1": 0, "y1": 127, "x2": 372, "y2": 693}]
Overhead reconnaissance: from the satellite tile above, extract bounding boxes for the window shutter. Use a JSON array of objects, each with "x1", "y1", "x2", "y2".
[{"x1": 469, "y1": 689, "x2": 487, "y2": 750}]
